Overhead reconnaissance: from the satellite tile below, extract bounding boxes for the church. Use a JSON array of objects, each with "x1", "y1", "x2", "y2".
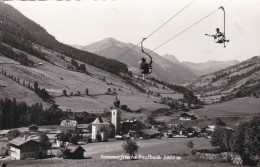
[{"x1": 91, "y1": 107, "x2": 121, "y2": 142}]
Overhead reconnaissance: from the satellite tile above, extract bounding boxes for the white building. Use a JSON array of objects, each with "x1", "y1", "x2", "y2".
[
  {"x1": 111, "y1": 108, "x2": 121, "y2": 135},
  {"x1": 9, "y1": 136, "x2": 47, "y2": 160},
  {"x1": 0, "y1": 137, "x2": 8, "y2": 156},
  {"x1": 91, "y1": 117, "x2": 113, "y2": 142},
  {"x1": 60, "y1": 120, "x2": 78, "y2": 133}
]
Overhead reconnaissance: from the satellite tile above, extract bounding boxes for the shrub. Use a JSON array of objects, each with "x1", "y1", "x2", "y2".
[{"x1": 122, "y1": 139, "x2": 139, "y2": 158}]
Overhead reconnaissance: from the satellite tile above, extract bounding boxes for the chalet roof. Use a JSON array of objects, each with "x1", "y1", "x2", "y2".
[
  {"x1": 180, "y1": 113, "x2": 194, "y2": 117},
  {"x1": 9, "y1": 136, "x2": 39, "y2": 147},
  {"x1": 0, "y1": 130, "x2": 11, "y2": 135},
  {"x1": 61, "y1": 120, "x2": 78, "y2": 126},
  {"x1": 29, "y1": 124, "x2": 38, "y2": 128},
  {"x1": 192, "y1": 127, "x2": 202, "y2": 132},
  {"x1": 67, "y1": 145, "x2": 85, "y2": 153},
  {"x1": 92, "y1": 117, "x2": 104, "y2": 124},
  {"x1": 141, "y1": 129, "x2": 161, "y2": 136}
]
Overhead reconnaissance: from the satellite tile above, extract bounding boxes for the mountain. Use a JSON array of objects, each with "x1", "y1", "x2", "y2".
[
  {"x1": 0, "y1": 2, "x2": 128, "y2": 75},
  {"x1": 0, "y1": 1, "x2": 190, "y2": 117},
  {"x1": 160, "y1": 53, "x2": 239, "y2": 76},
  {"x1": 182, "y1": 60, "x2": 240, "y2": 76},
  {"x1": 82, "y1": 38, "x2": 196, "y2": 84},
  {"x1": 70, "y1": 44, "x2": 83, "y2": 50},
  {"x1": 161, "y1": 54, "x2": 180, "y2": 64},
  {"x1": 185, "y1": 56, "x2": 260, "y2": 98}
]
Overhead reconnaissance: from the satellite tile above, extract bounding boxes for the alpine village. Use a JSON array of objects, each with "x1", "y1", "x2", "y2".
[{"x1": 0, "y1": 1, "x2": 260, "y2": 167}]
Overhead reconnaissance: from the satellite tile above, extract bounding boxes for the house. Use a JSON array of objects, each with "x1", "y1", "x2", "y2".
[
  {"x1": 91, "y1": 117, "x2": 114, "y2": 142},
  {"x1": 9, "y1": 136, "x2": 47, "y2": 160},
  {"x1": 29, "y1": 124, "x2": 39, "y2": 132},
  {"x1": 0, "y1": 130, "x2": 11, "y2": 137},
  {"x1": 63, "y1": 145, "x2": 85, "y2": 159},
  {"x1": 200, "y1": 125, "x2": 215, "y2": 138},
  {"x1": 179, "y1": 113, "x2": 197, "y2": 120},
  {"x1": 128, "y1": 130, "x2": 137, "y2": 138},
  {"x1": 186, "y1": 127, "x2": 200, "y2": 138},
  {"x1": 121, "y1": 119, "x2": 145, "y2": 135},
  {"x1": 60, "y1": 120, "x2": 78, "y2": 133},
  {"x1": 140, "y1": 129, "x2": 161, "y2": 139}
]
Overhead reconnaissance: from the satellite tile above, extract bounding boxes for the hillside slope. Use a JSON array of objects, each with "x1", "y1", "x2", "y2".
[
  {"x1": 0, "y1": 1, "x2": 128, "y2": 75},
  {"x1": 82, "y1": 38, "x2": 196, "y2": 84},
  {"x1": 182, "y1": 60, "x2": 240, "y2": 76},
  {"x1": 185, "y1": 56, "x2": 260, "y2": 97},
  {"x1": 0, "y1": 1, "x2": 190, "y2": 116}
]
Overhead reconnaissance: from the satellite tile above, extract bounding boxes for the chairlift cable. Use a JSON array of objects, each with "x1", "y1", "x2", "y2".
[
  {"x1": 145, "y1": 0, "x2": 195, "y2": 40},
  {"x1": 117, "y1": 0, "x2": 195, "y2": 60},
  {"x1": 150, "y1": 0, "x2": 232, "y2": 52}
]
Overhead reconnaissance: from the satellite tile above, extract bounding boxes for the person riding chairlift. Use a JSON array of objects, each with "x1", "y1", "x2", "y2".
[
  {"x1": 213, "y1": 28, "x2": 229, "y2": 44},
  {"x1": 140, "y1": 57, "x2": 152, "y2": 81}
]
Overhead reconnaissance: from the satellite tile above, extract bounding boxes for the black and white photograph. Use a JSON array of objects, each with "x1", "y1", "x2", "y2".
[{"x1": 0, "y1": 0, "x2": 260, "y2": 166}]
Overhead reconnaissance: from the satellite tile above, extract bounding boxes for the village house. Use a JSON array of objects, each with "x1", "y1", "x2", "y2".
[
  {"x1": 179, "y1": 113, "x2": 197, "y2": 120},
  {"x1": 121, "y1": 119, "x2": 144, "y2": 135},
  {"x1": 60, "y1": 120, "x2": 78, "y2": 133},
  {"x1": 9, "y1": 136, "x2": 47, "y2": 160},
  {"x1": 0, "y1": 130, "x2": 11, "y2": 137},
  {"x1": 140, "y1": 129, "x2": 161, "y2": 139},
  {"x1": 28, "y1": 124, "x2": 39, "y2": 132},
  {"x1": 63, "y1": 145, "x2": 85, "y2": 159}
]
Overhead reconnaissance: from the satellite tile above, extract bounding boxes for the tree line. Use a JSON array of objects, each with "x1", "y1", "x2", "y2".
[
  {"x1": 0, "y1": 43, "x2": 34, "y2": 66},
  {"x1": 0, "y1": 17, "x2": 50, "y2": 63},
  {"x1": 0, "y1": 97, "x2": 97, "y2": 130},
  {"x1": 1, "y1": 70, "x2": 52, "y2": 102},
  {"x1": 211, "y1": 115, "x2": 260, "y2": 165}
]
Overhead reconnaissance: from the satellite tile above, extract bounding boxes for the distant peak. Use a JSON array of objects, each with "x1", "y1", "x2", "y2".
[
  {"x1": 101, "y1": 37, "x2": 120, "y2": 43},
  {"x1": 162, "y1": 54, "x2": 179, "y2": 63}
]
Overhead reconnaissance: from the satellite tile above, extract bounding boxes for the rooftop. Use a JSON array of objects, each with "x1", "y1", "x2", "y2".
[
  {"x1": 9, "y1": 136, "x2": 40, "y2": 146},
  {"x1": 61, "y1": 120, "x2": 78, "y2": 126},
  {"x1": 92, "y1": 117, "x2": 104, "y2": 124},
  {"x1": 67, "y1": 145, "x2": 85, "y2": 153},
  {"x1": 141, "y1": 129, "x2": 161, "y2": 136},
  {"x1": 0, "y1": 130, "x2": 11, "y2": 135}
]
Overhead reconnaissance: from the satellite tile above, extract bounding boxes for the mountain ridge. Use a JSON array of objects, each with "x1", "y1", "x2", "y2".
[{"x1": 82, "y1": 37, "x2": 196, "y2": 84}]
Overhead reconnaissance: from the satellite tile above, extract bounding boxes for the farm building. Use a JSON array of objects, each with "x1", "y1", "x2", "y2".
[
  {"x1": 121, "y1": 119, "x2": 145, "y2": 135},
  {"x1": 9, "y1": 136, "x2": 47, "y2": 160},
  {"x1": 0, "y1": 130, "x2": 11, "y2": 137},
  {"x1": 179, "y1": 113, "x2": 197, "y2": 120},
  {"x1": 28, "y1": 125, "x2": 39, "y2": 132},
  {"x1": 63, "y1": 145, "x2": 85, "y2": 159},
  {"x1": 140, "y1": 129, "x2": 161, "y2": 139},
  {"x1": 60, "y1": 120, "x2": 78, "y2": 133}
]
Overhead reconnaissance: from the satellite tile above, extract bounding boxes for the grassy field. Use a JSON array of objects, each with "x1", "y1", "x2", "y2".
[
  {"x1": 156, "y1": 97, "x2": 260, "y2": 128},
  {"x1": 192, "y1": 97, "x2": 260, "y2": 125},
  {"x1": 1, "y1": 138, "x2": 237, "y2": 167}
]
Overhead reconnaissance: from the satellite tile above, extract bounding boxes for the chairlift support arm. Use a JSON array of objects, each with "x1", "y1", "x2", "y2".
[
  {"x1": 219, "y1": 6, "x2": 226, "y2": 47},
  {"x1": 141, "y1": 38, "x2": 152, "y2": 62}
]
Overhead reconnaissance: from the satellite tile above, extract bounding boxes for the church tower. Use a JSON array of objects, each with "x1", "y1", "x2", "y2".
[{"x1": 111, "y1": 107, "x2": 121, "y2": 135}]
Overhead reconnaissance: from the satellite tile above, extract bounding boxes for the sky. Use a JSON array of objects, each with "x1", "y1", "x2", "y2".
[{"x1": 5, "y1": 0, "x2": 260, "y2": 63}]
